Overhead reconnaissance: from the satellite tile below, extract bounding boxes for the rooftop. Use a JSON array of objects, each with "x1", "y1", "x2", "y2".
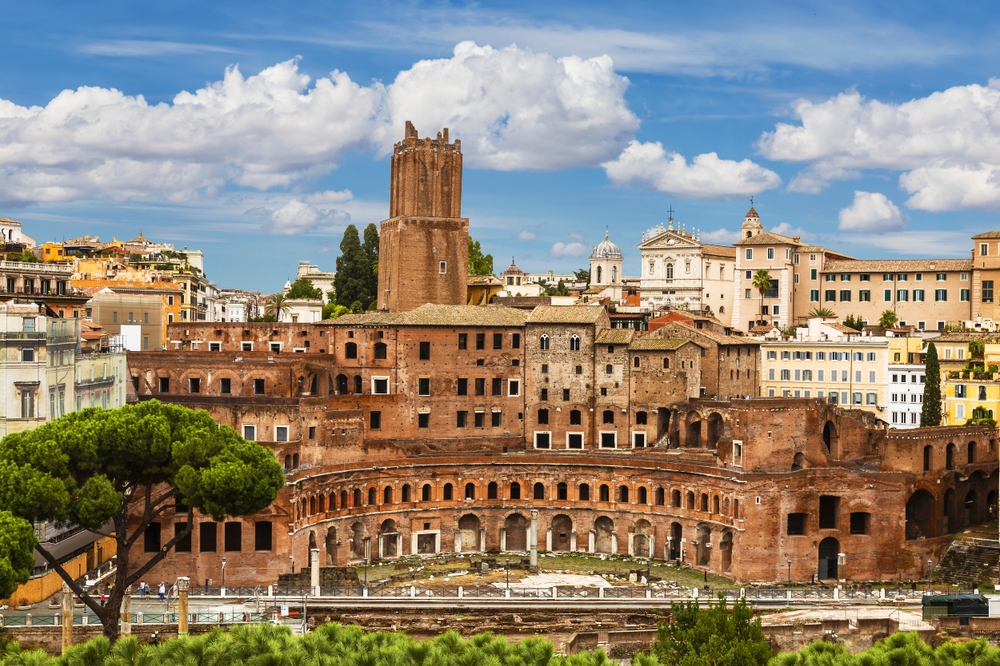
[
  {"x1": 824, "y1": 258, "x2": 972, "y2": 273},
  {"x1": 527, "y1": 305, "x2": 608, "y2": 324},
  {"x1": 629, "y1": 338, "x2": 692, "y2": 350},
  {"x1": 324, "y1": 303, "x2": 529, "y2": 327},
  {"x1": 595, "y1": 329, "x2": 635, "y2": 345}
]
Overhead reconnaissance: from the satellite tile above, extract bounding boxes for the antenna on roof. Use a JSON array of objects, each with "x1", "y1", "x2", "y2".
[{"x1": 750, "y1": 195, "x2": 754, "y2": 206}]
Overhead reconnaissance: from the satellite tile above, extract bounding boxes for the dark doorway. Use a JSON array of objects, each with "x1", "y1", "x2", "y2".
[{"x1": 818, "y1": 537, "x2": 840, "y2": 580}]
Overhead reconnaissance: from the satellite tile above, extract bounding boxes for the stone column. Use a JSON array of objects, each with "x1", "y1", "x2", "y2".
[
  {"x1": 500, "y1": 527, "x2": 507, "y2": 552},
  {"x1": 699, "y1": 419, "x2": 709, "y2": 448},
  {"x1": 479, "y1": 528, "x2": 486, "y2": 553},
  {"x1": 570, "y1": 530, "x2": 577, "y2": 552},
  {"x1": 588, "y1": 530, "x2": 596, "y2": 553},
  {"x1": 60, "y1": 583, "x2": 73, "y2": 654},
  {"x1": 545, "y1": 528, "x2": 553, "y2": 552},
  {"x1": 176, "y1": 577, "x2": 190, "y2": 637},
  {"x1": 121, "y1": 588, "x2": 132, "y2": 636},
  {"x1": 529, "y1": 510, "x2": 539, "y2": 570},
  {"x1": 310, "y1": 549, "x2": 321, "y2": 595},
  {"x1": 649, "y1": 535, "x2": 656, "y2": 559},
  {"x1": 627, "y1": 533, "x2": 634, "y2": 557},
  {"x1": 611, "y1": 531, "x2": 619, "y2": 555},
  {"x1": 396, "y1": 534, "x2": 402, "y2": 558},
  {"x1": 454, "y1": 530, "x2": 462, "y2": 553}
]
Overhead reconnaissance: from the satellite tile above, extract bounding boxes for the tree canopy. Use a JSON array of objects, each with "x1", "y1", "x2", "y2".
[
  {"x1": 751, "y1": 269, "x2": 772, "y2": 324},
  {"x1": 651, "y1": 596, "x2": 772, "y2": 666},
  {"x1": 285, "y1": 277, "x2": 323, "y2": 300},
  {"x1": 362, "y1": 223, "x2": 379, "y2": 301},
  {"x1": 878, "y1": 309, "x2": 899, "y2": 328},
  {"x1": 0, "y1": 510, "x2": 35, "y2": 599},
  {"x1": 842, "y1": 314, "x2": 864, "y2": 331},
  {"x1": 468, "y1": 237, "x2": 494, "y2": 276},
  {"x1": 921, "y1": 342, "x2": 942, "y2": 426},
  {"x1": 335, "y1": 225, "x2": 376, "y2": 310},
  {"x1": 574, "y1": 268, "x2": 591, "y2": 286},
  {"x1": 0, "y1": 401, "x2": 284, "y2": 640}
]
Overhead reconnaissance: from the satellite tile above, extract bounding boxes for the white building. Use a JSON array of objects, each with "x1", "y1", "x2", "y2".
[
  {"x1": 887, "y1": 364, "x2": 925, "y2": 429},
  {"x1": 295, "y1": 261, "x2": 336, "y2": 303},
  {"x1": 637, "y1": 216, "x2": 736, "y2": 326},
  {"x1": 279, "y1": 299, "x2": 322, "y2": 324},
  {"x1": 588, "y1": 231, "x2": 624, "y2": 301}
]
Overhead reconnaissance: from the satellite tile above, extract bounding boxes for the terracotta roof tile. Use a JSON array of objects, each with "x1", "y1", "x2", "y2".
[
  {"x1": 824, "y1": 258, "x2": 972, "y2": 272},
  {"x1": 972, "y1": 231, "x2": 1000, "y2": 239},
  {"x1": 526, "y1": 305, "x2": 608, "y2": 324},
  {"x1": 629, "y1": 338, "x2": 690, "y2": 351},
  {"x1": 325, "y1": 303, "x2": 528, "y2": 327},
  {"x1": 701, "y1": 245, "x2": 737, "y2": 258},
  {"x1": 596, "y1": 329, "x2": 635, "y2": 345},
  {"x1": 733, "y1": 231, "x2": 802, "y2": 246}
]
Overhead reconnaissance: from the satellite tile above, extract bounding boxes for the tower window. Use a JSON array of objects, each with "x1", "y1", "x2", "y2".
[{"x1": 439, "y1": 261, "x2": 447, "y2": 274}]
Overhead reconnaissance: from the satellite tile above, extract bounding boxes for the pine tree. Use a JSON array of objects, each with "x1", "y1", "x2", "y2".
[
  {"x1": 362, "y1": 223, "x2": 379, "y2": 304},
  {"x1": 921, "y1": 342, "x2": 942, "y2": 426},
  {"x1": 334, "y1": 225, "x2": 372, "y2": 310}
]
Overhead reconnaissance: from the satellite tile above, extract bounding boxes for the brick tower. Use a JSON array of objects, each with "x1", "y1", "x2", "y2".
[{"x1": 377, "y1": 121, "x2": 469, "y2": 312}]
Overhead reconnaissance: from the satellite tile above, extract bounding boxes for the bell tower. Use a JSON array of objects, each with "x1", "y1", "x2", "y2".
[{"x1": 377, "y1": 121, "x2": 469, "y2": 312}]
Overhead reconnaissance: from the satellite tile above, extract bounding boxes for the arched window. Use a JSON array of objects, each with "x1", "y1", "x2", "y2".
[
  {"x1": 672, "y1": 489, "x2": 681, "y2": 507},
  {"x1": 603, "y1": 410, "x2": 615, "y2": 424},
  {"x1": 599, "y1": 484, "x2": 610, "y2": 502},
  {"x1": 329, "y1": 492, "x2": 336, "y2": 510},
  {"x1": 341, "y1": 490, "x2": 348, "y2": 508},
  {"x1": 318, "y1": 495, "x2": 324, "y2": 512},
  {"x1": 374, "y1": 342, "x2": 387, "y2": 360},
  {"x1": 638, "y1": 487, "x2": 648, "y2": 504},
  {"x1": 344, "y1": 342, "x2": 357, "y2": 359},
  {"x1": 283, "y1": 454, "x2": 291, "y2": 470},
  {"x1": 401, "y1": 484, "x2": 411, "y2": 502},
  {"x1": 633, "y1": 356, "x2": 640, "y2": 368},
  {"x1": 569, "y1": 410, "x2": 582, "y2": 426},
  {"x1": 656, "y1": 487, "x2": 665, "y2": 506},
  {"x1": 383, "y1": 486, "x2": 392, "y2": 504},
  {"x1": 421, "y1": 484, "x2": 431, "y2": 501},
  {"x1": 663, "y1": 358, "x2": 670, "y2": 369},
  {"x1": 570, "y1": 335, "x2": 580, "y2": 351},
  {"x1": 510, "y1": 482, "x2": 521, "y2": 499},
  {"x1": 533, "y1": 482, "x2": 545, "y2": 500},
  {"x1": 597, "y1": 266, "x2": 603, "y2": 283},
  {"x1": 619, "y1": 486, "x2": 629, "y2": 503},
  {"x1": 700, "y1": 493, "x2": 709, "y2": 511},
  {"x1": 353, "y1": 375, "x2": 362, "y2": 394},
  {"x1": 540, "y1": 335, "x2": 550, "y2": 350},
  {"x1": 443, "y1": 483, "x2": 454, "y2": 500},
  {"x1": 465, "y1": 483, "x2": 476, "y2": 500},
  {"x1": 368, "y1": 487, "x2": 376, "y2": 505},
  {"x1": 353, "y1": 488, "x2": 361, "y2": 507},
  {"x1": 713, "y1": 495, "x2": 720, "y2": 513},
  {"x1": 292, "y1": 453, "x2": 299, "y2": 468},
  {"x1": 666, "y1": 263, "x2": 674, "y2": 279},
  {"x1": 579, "y1": 483, "x2": 591, "y2": 500},
  {"x1": 557, "y1": 482, "x2": 568, "y2": 500},
  {"x1": 487, "y1": 482, "x2": 498, "y2": 499},
  {"x1": 336, "y1": 374, "x2": 348, "y2": 394},
  {"x1": 309, "y1": 497, "x2": 316, "y2": 514},
  {"x1": 611, "y1": 266, "x2": 617, "y2": 282}
]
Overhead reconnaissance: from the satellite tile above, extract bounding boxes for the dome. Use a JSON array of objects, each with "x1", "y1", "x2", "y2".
[{"x1": 591, "y1": 230, "x2": 622, "y2": 260}]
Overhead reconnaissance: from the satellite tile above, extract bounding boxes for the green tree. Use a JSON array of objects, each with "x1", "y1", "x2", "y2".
[
  {"x1": 970, "y1": 340, "x2": 986, "y2": 359},
  {"x1": 334, "y1": 225, "x2": 373, "y2": 310},
  {"x1": 842, "y1": 314, "x2": 864, "y2": 331},
  {"x1": 322, "y1": 303, "x2": 349, "y2": 320},
  {"x1": 285, "y1": 277, "x2": 322, "y2": 300},
  {"x1": 878, "y1": 309, "x2": 899, "y2": 328},
  {"x1": 807, "y1": 307, "x2": 836, "y2": 318},
  {"x1": 264, "y1": 292, "x2": 290, "y2": 320},
  {"x1": 751, "y1": 269, "x2": 773, "y2": 326},
  {"x1": 468, "y1": 237, "x2": 494, "y2": 276},
  {"x1": 0, "y1": 401, "x2": 284, "y2": 641},
  {"x1": 362, "y1": 223, "x2": 379, "y2": 301},
  {"x1": 651, "y1": 596, "x2": 772, "y2": 666},
  {"x1": 574, "y1": 268, "x2": 591, "y2": 286},
  {"x1": 921, "y1": 342, "x2": 942, "y2": 426},
  {"x1": 0, "y1": 510, "x2": 36, "y2": 599}
]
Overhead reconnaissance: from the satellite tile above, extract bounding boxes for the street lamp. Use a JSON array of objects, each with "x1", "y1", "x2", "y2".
[
  {"x1": 786, "y1": 559, "x2": 792, "y2": 587},
  {"x1": 927, "y1": 559, "x2": 933, "y2": 593},
  {"x1": 363, "y1": 557, "x2": 369, "y2": 592},
  {"x1": 221, "y1": 557, "x2": 227, "y2": 591},
  {"x1": 505, "y1": 558, "x2": 510, "y2": 592}
]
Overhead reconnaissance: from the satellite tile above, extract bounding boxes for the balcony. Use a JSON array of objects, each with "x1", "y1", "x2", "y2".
[
  {"x1": 0, "y1": 260, "x2": 72, "y2": 276},
  {"x1": 0, "y1": 331, "x2": 45, "y2": 340}
]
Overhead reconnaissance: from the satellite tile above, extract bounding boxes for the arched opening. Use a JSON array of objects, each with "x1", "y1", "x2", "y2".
[
  {"x1": 906, "y1": 489, "x2": 937, "y2": 539},
  {"x1": 283, "y1": 454, "x2": 291, "y2": 470},
  {"x1": 443, "y1": 483, "x2": 454, "y2": 500},
  {"x1": 686, "y1": 491, "x2": 695, "y2": 509},
  {"x1": 352, "y1": 488, "x2": 361, "y2": 507},
  {"x1": 706, "y1": 413, "x2": 724, "y2": 448},
  {"x1": 822, "y1": 421, "x2": 838, "y2": 457},
  {"x1": 686, "y1": 412, "x2": 702, "y2": 447},
  {"x1": 720, "y1": 531, "x2": 733, "y2": 572},
  {"x1": 325, "y1": 527, "x2": 337, "y2": 565},
  {"x1": 599, "y1": 484, "x2": 610, "y2": 502},
  {"x1": 309, "y1": 374, "x2": 319, "y2": 395},
  {"x1": 723, "y1": 497, "x2": 730, "y2": 515},
  {"x1": 421, "y1": 484, "x2": 431, "y2": 502},
  {"x1": 633, "y1": 519, "x2": 651, "y2": 558},
  {"x1": 510, "y1": 482, "x2": 521, "y2": 500},
  {"x1": 989, "y1": 490, "x2": 999, "y2": 522},
  {"x1": 946, "y1": 443, "x2": 955, "y2": 470},
  {"x1": 383, "y1": 486, "x2": 393, "y2": 504},
  {"x1": 557, "y1": 482, "x2": 568, "y2": 500},
  {"x1": 318, "y1": 495, "x2": 325, "y2": 512},
  {"x1": 367, "y1": 487, "x2": 376, "y2": 505},
  {"x1": 350, "y1": 521, "x2": 368, "y2": 560},
  {"x1": 504, "y1": 513, "x2": 528, "y2": 551},
  {"x1": 969, "y1": 441, "x2": 977, "y2": 464},
  {"x1": 292, "y1": 453, "x2": 299, "y2": 468},
  {"x1": 354, "y1": 375, "x2": 362, "y2": 394},
  {"x1": 619, "y1": 485, "x2": 630, "y2": 503},
  {"x1": 923, "y1": 446, "x2": 932, "y2": 472},
  {"x1": 965, "y1": 490, "x2": 979, "y2": 526},
  {"x1": 533, "y1": 482, "x2": 545, "y2": 500},
  {"x1": 465, "y1": 483, "x2": 476, "y2": 500},
  {"x1": 374, "y1": 342, "x2": 387, "y2": 359},
  {"x1": 713, "y1": 495, "x2": 720, "y2": 514},
  {"x1": 488, "y1": 482, "x2": 498, "y2": 499},
  {"x1": 638, "y1": 487, "x2": 648, "y2": 504},
  {"x1": 551, "y1": 514, "x2": 573, "y2": 551},
  {"x1": 539, "y1": 334, "x2": 550, "y2": 350},
  {"x1": 944, "y1": 488, "x2": 957, "y2": 533},
  {"x1": 596, "y1": 266, "x2": 603, "y2": 283},
  {"x1": 633, "y1": 356, "x2": 640, "y2": 368},
  {"x1": 401, "y1": 484, "x2": 411, "y2": 502},
  {"x1": 379, "y1": 519, "x2": 398, "y2": 558},
  {"x1": 700, "y1": 493, "x2": 709, "y2": 512},
  {"x1": 341, "y1": 490, "x2": 348, "y2": 509},
  {"x1": 329, "y1": 492, "x2": 336, "y2": 510},
  {"x1": 336, "y1": 374, "x2": 348, "y2": 394},
  {"x1": 695, "y1": 524, "x2": 711, "y2": 567},
  {"x1": 344, "y1": 342, "x2": 357, "y2": 359},
  {"x1": 309, "y1": 496, "x2": 316, "y2": 515},
  {"x1": 656, "y1": 408, "x2": 671, "y2": 445},
  {"x1": 670, "y1": 522, "x2": 682, "y2": 560},
  {"x1": 579, "y1": 483, "x2": 590, "y2": 500},
  {"x1": 672, "y1": 489, "x2": 681, "y2": 507},
  {"x1": 791, "y1": 452, "x2": 806, "y2": 471},
  {"x1": 594, "y1": 516, "x2": 614, "y2": 553},
  {"x1": 458, "y1": 514, "x2": 481, "y2": 552},
  {"x1": 656, "y1": 487, "x2": 665, "y2": 505},
  {"x1": 818, "y1": 537, "x2": 840, "y2": 580}
]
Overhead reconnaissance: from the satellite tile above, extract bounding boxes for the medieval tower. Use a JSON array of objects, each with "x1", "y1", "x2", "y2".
[{"x1": 377, "y1": 121, "x2": 469, "y2": 312}]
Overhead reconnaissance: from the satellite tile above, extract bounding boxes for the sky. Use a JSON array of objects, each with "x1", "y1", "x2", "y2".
[{"x1": 2, "y1": 0, "x2": 1000, "y2": 290}]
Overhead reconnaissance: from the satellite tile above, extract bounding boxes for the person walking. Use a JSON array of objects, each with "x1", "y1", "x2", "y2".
[{"x1": 158, "y1": 581, "x2": 166, "y2": 601}]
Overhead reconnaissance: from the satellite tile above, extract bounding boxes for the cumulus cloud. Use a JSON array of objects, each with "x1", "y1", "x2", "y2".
[
  {"x1": 0, "y1": 42, "x2": 642, "y2": 206},
  {"x1": 381, "y1": 41, "x2": 639, "y2": 170},
  {"x1": 302, "y1": 189, "x2": 353, "y2": 204},
  {"x1": 701, "y1": 228, "x2": 741, "y2": 244},
  {"x1": 550, "y1": 240, "x2": 588, "y2": 257},
  {"x1": 518, "y1": 230, "x2": 536, "y2": 241},
  {"x1": 602, "y1": 140, "x2": 781, "y2": 200},
  {"x1": 261, "y1": 200, "x2": 350, "y2": 235},
  {"x1": 837, "y1": 191, "x2": 904, "y2": 232},
  {"x1": 757, "y1": 81, "x2": 1000, "y2": 210},
  {"x1": 770, "y1": 222, "x2": 809, "y2": 238}
]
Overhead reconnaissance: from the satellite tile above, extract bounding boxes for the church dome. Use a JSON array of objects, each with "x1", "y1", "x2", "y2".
[{"x1": 591, "y1": 230, "x2": 622, "y2": 259}]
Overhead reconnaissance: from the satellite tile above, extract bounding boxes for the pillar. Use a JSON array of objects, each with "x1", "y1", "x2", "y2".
[
  {"x1": 396, "y1": 533, "x2": 403, "y2": 558},
  {"x1": 500, "y1": 527, "x2": 507, "y2": 552},
  {"x1": 570, "y1": 530, "x2": 577, "y2": 552},
  {"x1": 699, "y1": 419, "x2": 709, "y2": 448},
  {"x1": 588, "y1": 530, "x2": 596, "y2": 553},
  {"x1": 529, "y1": 509, "x2": 538, "y2": 569},
  {"x1": 60, "y1": 583, "x2": 72, "y2": 654},
  {"x1": 121, "y1": 589, "x2": 131, "y2": 636},
  {"x1": 545, "y1": 528, "x2": 553, "y2": 552},
  {"x1": 479, "y1": 528, "x2": 486, "y2": 553},
  {"x1": 627, "y1": 533, "x2": 634, "y2": 557},
  {"x1": 611, "y1": 531, "x2": 618, "y2": 555},
  {"x1": 310, "y1": 548, "x2": 321, "y2": 595},
  {"x1": 454, "y1": 529, "x2": 462, "y2": 553},
  {"x1": 649, "y1": 535, "x2": 656, "y2": 559},
  {"x1": 176, "y1": 577, "x2": 189, "y2": 637}
]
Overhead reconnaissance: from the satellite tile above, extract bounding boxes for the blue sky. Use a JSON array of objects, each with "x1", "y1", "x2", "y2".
[{"x1": 2, "y1": 0, "x2": 1000, "y2": 290}]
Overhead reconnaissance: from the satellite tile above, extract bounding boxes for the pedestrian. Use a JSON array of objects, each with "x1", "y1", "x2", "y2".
[
  {"x1": 100, "y1": 590, "x2": 106, "y2": 607},
  {"x1": 158, "y1": 581, "x2": 165, "y2": 601},
  {"x1": 140, "y1": 581, "x2": 147, "y2": 597},
  {"x1": 703, "y1": 569, "x2": 707, "y2": 582}
]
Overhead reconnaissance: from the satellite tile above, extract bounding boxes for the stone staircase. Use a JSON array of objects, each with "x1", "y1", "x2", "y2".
[{"x1": 932, "y1": 523, "x2": 1000, "y2": 589}]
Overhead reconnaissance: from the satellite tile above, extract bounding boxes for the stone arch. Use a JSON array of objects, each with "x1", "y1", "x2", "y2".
[
  {"x1": 504, "y1": 513, "x2": 528, "y2": 551},
  {"x1": 488, "y1": 481, "x2": 498, "y2": 499},
  {"x1": 465, "y1": 482, "x2": 476, "y2": 500},
  {"x1": 401, "y1": 484, "x2": 411, "y2": 502},
  {"x1": 443, "y1": 483, "x2": 454, "y2": 500},
  {"x1": 340, "y1": 490, "x2": 348, "y2": 509},
  {"x1": 379, "y1": 519, "x2": 399, "y2": 558},
  {"x1": 353, "y1": 488, "x2": 361, "y2": 507},
  {"x1": 551, "y1": 514, "x2": 573, "y2": 552},
  {"x1": 309, "y1": 496, "x2": 316, "y2": 515},
  {"x1": 350, "y1": 521, "x2": 368, "y2": 560},
  {"x1": 695, "y1": 523, "x2": 711, "y2": 567},
  {"x1": 685, "y1": 411, "x2": 702, "y2": 447},
  {"x1": 533, "y1": 482, "x2": 545, "y2": 500},
  {"x1": 599, "y1": 484, "x2": 610, "y2": 502},
  {"x1": 594, "y1": 516, "x2": 614, "y2": 554},
  {"x1": 633, "y1": 519, "x2": 652, "y2": 558},
  {"x1": 458, "y1": 514, "x2": 482, "y2": 552},
  {"x1": 671, "y1": 489, "x2": 681, "y2": 507},
  {"x1": 818, "y1": 537, "x2": 840, "y2": 580},
  {"x1": 367, "y1": 487, "x2": 376, "y2": 505},
  {"x1": 906, "y1": 489, "x2": 937, "y2": 539},
  {"x1": 383, "y1": 486, "x2": 393, "y2": 504},
  {"x1": 706, "y1": 412, "x2": 724, "y2": 448},
  {"x1": 336, "y1": 374, "x2": 348, "y2": 394},
  {"x1": 669, "y1": 522, "x2": 683, "y2": 560},
  {"x1": 325, "y1": 526, "x2": 338, "y2": 565},
  {"x1": 822, "y1": 421, "x2": 839, "y2": 457},
  {"x1": 329, "y1": 492, "x2": 336, "y2": 510},
  {"x1": 792, "y1": 452, "x2": 806, "y2": 471},
  {"x1": 713, "y1": 495, "x2": 720, "y2": 514},
  {"x1": 656, "y1": 408, "x2": 671, "y2": 444},
  {"x1": 720, "y1": 531, "x2": 733, "y2": 572}
]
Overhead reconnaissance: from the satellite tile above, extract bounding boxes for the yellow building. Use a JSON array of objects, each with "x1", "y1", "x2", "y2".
[{"x1": 40, "y1": 242, "x2": 65, "y2": 262}]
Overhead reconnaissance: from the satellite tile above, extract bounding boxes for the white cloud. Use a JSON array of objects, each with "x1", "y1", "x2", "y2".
[
  {"x1": 0, "y1": 42, "x2": 641, "y2": 205},
  {"x1": 550, "y1": 241, "x2": 588, "y2": 257},
  {"x1": 757, "y1": 81, "x2": 1000, "y2": 210},
  {"x1": 770, "y1": 222, "x2": 808, "y2": 238},
  {"x1": 303, "y1": 189, "x2": 353, "y2": 205},
  {"x1": 701, "y1": 228, "x2": 741, "y2": 244},
  {"x1": 518, "y1": 230, "x2": 536, "y2": 241},
  {"x1": 602, "y1": 140, "x2": 781, "y2": 200},
  {"x1": 837, "y1": 191, "x2": 904, "y2": 232},
  {"x1": 78, "y1": 40, "x2": 239, "y2": 56},
  {"x1": 381, "y1": 41, "x2": 639, "y2": 170},
  {"x1": 262, "y1": 200, "x2": 349, "y2": 235}
]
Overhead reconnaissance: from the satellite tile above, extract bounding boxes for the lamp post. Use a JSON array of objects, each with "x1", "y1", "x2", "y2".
[
  {"x1": 786, "y1": 559, "x2": 792, "y2": 587},
  {"x1": 221, "y1": 557, "x2": 227, "y2": 592},
  {"x1": 505, "y1": 558, "x2": 510, "y2": 592},
  {"x1": 647, "y1": 557, "x2": 652, "y2": 592},
  {"x1": 927, "y1": 559, "x2": 933, "y2": 593}
]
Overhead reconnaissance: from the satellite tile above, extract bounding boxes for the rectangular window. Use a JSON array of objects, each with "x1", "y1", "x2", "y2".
[
  {"x1": 850, "y1": 512, "x2": 870, "y2": 535},
  {"x1": 474, "y1": 411, "x2": 485, "y2": 428},
  {"x1": 840, "y1": 290, "x2": 851, "y2": 302},
  {"x1": 457, "y1": 378, "x2": 468, "y2": 396},
  {"x1": 475, "y1": 378, "x2": 486, "y2": 396},
  {"x1": 458, "y1": 333, "x2": 467, "y2": 349},
  {"x1": 745, "y1": 249, "x2": 753, "y2": 260},
  {"x1": 418, "y1": 377, "x2": 431, "y2": 396},
  {"x1": 188, "y1": 377, "x2": 200, "y2": 393},
  {"x1": 144, "y1": 522, "x2": 161, "y2": 552},
  {"x1": 512, "y1": 333, "x2": 520, "y2": 349},
  {"x1": 241, "y1": 342, "x2": 253, "y2": 351},
  {"x1": 173, "y1": 522, "x2": 192, "y2": 552},
  {"x1": 825, "y1": 274, "x2": 836, "y2": 282},
  {"x1": 563, "y1": 388, "x2": 570, "y2": 401},
  {"x1": 253, "y1": 378, "x2": 264, "y2": 394},
  {"x1": 961, "y1": 289, "x2": 970, "y2": 301},
  {"x1": 819, "y1": 496, "x2": 840, "y2": 529},
  {"x1": 937, "y1": 273, "x2": 947, "y2": 281},
  {"x1": 491, "y1": 411, "x2": 501, "y2": 427},
  {"x1": 224, "y1": 521, "x2": 242, "y2": 551},
  {"x1": 600, "y1": 432, "x2": 616, "y2": 449},
  {"x1": 897, "y1": 289, "x2": 909, "y2": 301},
  {"x1": 810, "y1": 269, "x2": 817, "y2": 280},
  {"x1": 810, "y1": 289, "x2": 819, "y2": 302},
  {"x1": 508, "y1": 379, "x2": 520, "y2": 396},
  {"x1": 537, "y1": 409, "x2": 549, "y2": 425},
  {"x1": 884, "y1": 289, "x2": 892, "y2": 301},
  {"x1": 860, "y1": 274, "x2": 870, "y2": 281},
  {"x1": 419, "y1": 341, "x2": 431, "y2": 359},
  {"x1": 243, "y1": 424, "x2": 256, "y2": 441},
  {"x1": 768, "y1": 368, "x2": 775, "y2": 380},
  {"x1": 982, "y1": 243, "x2": 989, "y2": 256},
  {"x1": 493, "y1": 333, "x2": 503, "y2": 349},
  {"x1": 273, "y1": 425, "x2": 288, "y2": 442},
  {"x1": 457, "y1": 411, "x2": 468, "y2": 428},
  {"x1": 787, "y1": 513, "x2": 807, "y2": 535},
  {"x1": 540, "y1": 388, "x2": 548, "y2": 401},
  {"x1": 780, "y1": 369, "x2": 790, "y2": 381},
  {"x1": 825, "y1": 290, "x2": 836, "y2": 302},
  {"x1": 372, "y1": 377, "x2": 389, "y2": 394},
  {"x1": 534, "y1": 431, "x2": 551, "y2": 449},
  {"x1": 220, "y1": 378, "x2": 232, "y2": 394},
  {"x1": 984, "y1": 281, "x2": 994, "y2": 303},
  {"x1": 491, "y1": 377, "x2": 502, "y2": 395},
  {"x1": 475, "y1": 333, "x2": 485, "y2": 350},
  {"x1": 200, "y1": 522, "x2": 218, "y2": 552},
  {"x1": 767, "y1": 248, "x2": 774, "y2": 259},
  {"x1": 418, "y1": 413, "x2": 429, "y2": 428},
  {"x1": 866, "y1": 392, "x2": 877, "y2": 405},
  {"x1": 255, "y1": 521, "x2": 273, "y2": 551},
  {"x1": 370, "y1": 411, "x2": 381, "y2": 429},
  {"x1": 439, "y1": 261, "x2": 447, "y2": 273},
  {"x1": 913, "y1": 289, "x2": 924, "y2": 302}
]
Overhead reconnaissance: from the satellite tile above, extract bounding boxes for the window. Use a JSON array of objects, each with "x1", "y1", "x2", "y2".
[
  {"x1": 745, "y1": 249, "x2": 752, "y2": 260},
  {"x1": 787, "y1": 513, "x2": 806, "y2": 535},
  {"x1": 897, "y1": 289, "x2": 909, "y2": 302},
  {"x1": 491, "y1": 411, "x2": 501, "y2": 427},
  {"x1": 563, "y1": 388, "x2": 570, "y2": 400},
  {"x1": 984, "y1": 281, "x2": 994, "y2": 303},
  {"x1": 898, "y1": 274, "x2": 907, "y2": 281},
  {"x1": 144, "y1": 522, "x2": 161, "y2": 552},
  {"x1": 766, "y1": 247, "x2": 774, "y2": 259},
  {"x1": 474, "y1": 411, "x2": 484, "y2": 428},
  {"x1": 539, "y1": 335, "x2": 550, "y2": 350},
  {"x1": 509, "y1": 482, "x2": 521, "y2": 499},
  {"x1": 600, "y1": 432, "x2": 616, "y2": 448},
  {"x1": 374, "y1": 342, "x2": 387, "y2": 359},
  {"x1": 458, "y1": 333, "x2": 467, "y2": 349},
  {"x1": 439, "y1": 261, "x2": 447, "y2": 274},
  {"x1": 606, "y1": 364, "x2": 613, "y2": 374},
  {"x1": 540, "y1": 388, "x2": 548, "y2": 401},
  {"x1": 370, "y1": 411, "x2": 381, "y2": 429},
  {"x1": 418, "y1": 413, "x2": 429, "y2": 428},
  {"x1": 241, "y1": 342, "x2": 253, "y2": 352},
  {"x1": 636, "y1": 410, "x2": 648, "y2": 425},
  {"x1": 810, "y1": 289, "x2": 819, "y2": 302},
  {"x1": 474, "y1": 333, "x2": 485, "y2": 350},
  {"x1": 188, "y1": 377, "x2": 200, "y2": 393},
  {"x1": 819, "y1": 496, "x2": 839, "y2": 529},
  {"x1": 982, "y1": 243, "x2": 989, "y2": 256},
  {"x1": 512, "y1": 334, "x2": 520, "y2": 348},
  {"x1": 275, "y1": 426, "x2": 288, "y2": 442},
  {"x1": 602, "y1": 410, "x2": 615, "y2": 424},
  {"x1": 840, "y1": 290, "x2": 851, "y2": 302},
  {"x1": 418, "y1": 377, "x2": 430, "y2": 396},
  {"x1": 464, "y1": 483, "x2": 475, "y2": 499},
  {"x1": 860, "y1": 274, "x2": 870, "y2": 281},
  {"x1": 633, "y1": 432, "x2": 646, "y2": 448},
  {"x1": 158, "y1": 377, "x2": 169, "y2": 392},
  {"x1": 508, "y1": 379, "x2": 520, "y2": 396},
  {"x1": 825, "y1": 290, "x2": 836, "y2": 302},
  {"x1": 961, "y1": 289, "x2": 970, "y2": 301},
  {"x1": 200, "y1": 522, "x2": 218, "y2": 552},
  {"x1": 567, "y1": 433, "x2": 583, "y2": 449},
  {"x1": 254, "y1": 521, "x2": 273, "y2": 551},
  {"x1": 811, "y1": 269, "x2": 818, "y2": 280},
  {"x1": 492, "y1": 333, "x2": 503, "y2": 350},
  {"x1": 254, "y1": 378, "x2": 265, "y2": 394},
  {"x1": 224, "y1": 521, "x2": 242, "y2": 551},
  {"x1": 849, "y1": 512, "x2": 870, "y2": 535},
  {"x1": 534, "y1": 431, "x2": 551, "y2": 448},
  {"x1": 419, "y1": 341, "x2": 431, "y2": 359},
  {"x1": 487, "y1": 482, "x2": 498, "y2": 499},
  {"x1": 345, "y1": 342, "x2": 357, "y2": 359},
  {"x1": 884, "y1": 289, "x2": 892, "y2": 301},
  {"x1": 243, "y1": 424, "x2": 256, "y2": 441},
  {"x1": 859, "y1": 290, "x2": 870, "y2": 302},
  {"x1": 537, "y1": 409, "x2": 549, "y2": 425},
  {"x1": 372, "y1": 377, "x2": 389, "y2": 394},
  {"x1": 579, "y1": 483, "x2": 590, "y2": 500},
  {"x1": 475, "y1": 378, "x2": 486, "y2": 396},
  {"x1": 570, "y1": 335, "x2": 580, "y2": 351},
  {"x1": 491, "y1": 378, "x2": 501, "y2": 395},
  {"x1": 21, "y1": 349, "x2": 34, "y2": 362},
  {"x1": 914, "y1": 289, "x2": 925, "y2": 302}
]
